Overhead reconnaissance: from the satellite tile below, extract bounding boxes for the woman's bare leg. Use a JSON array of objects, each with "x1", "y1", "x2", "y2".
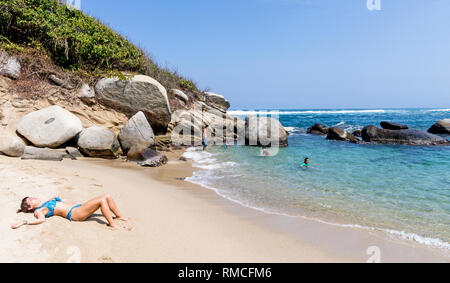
[
  {"x1": 104, "y1": 195, "x2": 127, "y2": 221},
  {"x1": 72, "y1": 195, "x2": 119, "y2": 228}
]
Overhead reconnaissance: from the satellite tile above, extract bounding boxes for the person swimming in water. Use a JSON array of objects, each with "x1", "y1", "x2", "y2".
[
  {"x1": 261, "y1": 146, "x2": 271, "y2": 157},
  {"x1": 300, "y1": 157, "x2": 312, "y2": 168},
  {"x1": 11, "y1": 194, "x2": 127, "y2": 230}
]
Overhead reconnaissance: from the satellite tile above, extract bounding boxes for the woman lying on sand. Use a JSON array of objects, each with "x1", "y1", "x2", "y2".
[{"x1": 11, "y1": 194, "x2": 127, "y2": 230}]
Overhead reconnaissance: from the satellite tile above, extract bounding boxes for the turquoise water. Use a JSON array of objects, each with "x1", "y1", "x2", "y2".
[{"x1": 184, "y1": 109, "x2": 450, "y2": 249}]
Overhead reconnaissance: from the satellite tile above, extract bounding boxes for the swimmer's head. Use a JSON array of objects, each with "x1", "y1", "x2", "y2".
[{"x1": 304, "y1": 158, "x2": 310, "y2": 164}]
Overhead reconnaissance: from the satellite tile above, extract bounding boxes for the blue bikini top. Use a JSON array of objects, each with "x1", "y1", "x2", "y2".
[{"x1": 36, "y1": 197, "x2": 62, "y2": 218}]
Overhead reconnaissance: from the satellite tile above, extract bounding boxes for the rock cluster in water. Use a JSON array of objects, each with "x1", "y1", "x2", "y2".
[{"x1": 305, "y1": 120, "x2": 449, "y2": 146}]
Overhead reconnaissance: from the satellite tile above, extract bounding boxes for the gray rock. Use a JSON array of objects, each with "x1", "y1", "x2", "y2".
[
  {"x1": 66, "y1": 147, "x2": 83, "y2": 159},
  {"x1": 0, "y1": 51, "x2": 21, "y2": 79},
  {"x1": 77, "y1": 126, "x2": 122, "y2": 159},
  {"x1": 0, "y1": 134, "x2": 25, "y2": 157},
  {"x1": 307, "y1": 123, "x2": 329, "y2": 135},
  {"x1": 326, "y1": 127, "x2": 360, "y2": 143},
  {"x1": 171, "y1": 89, "x2": 189, "y2": 103},
  {"x1": 428, "y1": 119, "x2": 450, "y2": 135},
  {"x1": 380, "y1": 121, "x2": 409, "y2": 130},
  {"x1": 127, "y1": 146, "x2": 168, "y2": 167},
  {"x1": 205, "y1": 92, "x2": 230, "y2": 113},
  {"x1": 16, "y1": 106, "x2": 83, "y2": 148},
  {"x1": 95, "y1": 75, "x2": 171, "y2": 132},
  {"x1": 362, "y1": 125, "x2": 448, "y2": 146},
  {"x1": 245, "y1": 116, "x2": 288, "y2": 147},
  {"x1": 77, "y1": 83, "x2": 95, "y2": 105},
  {"x1": 48, "y1": 74, "x2": 74, "y2": 90},
  {"x1": 118, "y1": 111, "x2": 155, "y2": 154},
  {"x1": 21, "y1": 146, "x2": 65, "y2": 161}
]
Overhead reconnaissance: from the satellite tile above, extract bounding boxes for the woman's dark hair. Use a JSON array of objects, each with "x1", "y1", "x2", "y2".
[
  {"x1": 17, "y1": 197, "x2": 31, "y2": 213},
  {"x1": 304, "y1": 157, "x2": 310, "y2": 163}
]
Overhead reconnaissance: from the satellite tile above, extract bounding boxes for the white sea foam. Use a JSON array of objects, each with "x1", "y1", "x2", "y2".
[
  {"x1": 228, "y1": 109, "x2": 387, "y2": 116},
  {"x1": 425, "y1": 109, "x2": 450, "y2": 112},
  {"x1": 284, "y1": 127, "x2": 304, "y2": 135}
]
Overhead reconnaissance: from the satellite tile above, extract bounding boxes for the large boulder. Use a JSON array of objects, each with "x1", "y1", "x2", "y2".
[
  {"x1": 326, "y1": 127, "x2": 360, "y2": 143},
  {"x1": 127, "y1": 146, "x2": 168, "y2": 167},
  {"x1": 95, "y1": 75, "x2": 171, "y2": 133},
  {"x1": 118, "y1": 111, "x2": 155, "y2": 154},
  {"x1": 428, "y1": 119, "x2": 450, "y2": 135},
  {"x1": 380, "y1": 121, "x2": 408, "y2": 130},
  {"x1": 204, "y1": 92, "x2": 230, "y2": 113},
  {"x1": 0, "y1": 133, "x2": 25, "y2": 157},
  {"x1": 362, "y1": 126, "x2": 448, "y2": 146},
  {"x1": 171, "y1": 89, "x2": 189, "y2": 103},
  {"x1": 245, "y1": 116, "x2": 288, "y2": 147},
  {"x1": 307, "y1": 123, "x2": 329, "y2": 135},
  {"x1": 0, "y1": 51, "x2": 21, "y2": 79},
  {"x1": 16, "y1": 106, "x2": 82, "y2": 148},
  {"x1": 77, "y1": 126, "x2": 122, "y2": 159},
  {"x1": 21, "y1": 146, "x2": 66, "y2": 161}
]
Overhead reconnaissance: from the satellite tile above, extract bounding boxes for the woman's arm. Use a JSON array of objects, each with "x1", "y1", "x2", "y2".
[{"x1": 11, "y1": 210, "x2": 46, "y2": 229}]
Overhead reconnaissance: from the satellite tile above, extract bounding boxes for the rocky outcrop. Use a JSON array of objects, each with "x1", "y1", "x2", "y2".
[
  {"x1": 127, "y1": 146, "x2": 168, "y2": 167},
  {"x1": 326, "y1": 127, "x2": 360, "y2": 143},
  {"x1": 204, "y1": 92, "x2": 230, "y2": 113},
  {"x1": 245, "y1": 116, "x2": 288, "y2": 147},
  {"x1": 307, "y1": 123, "x2": 329, "y2": 135},
  {"x1": 362, "y1": 126, "x2": 448, "y2": 146},
  {"x1": 0, "y1": 51, "x2": 21, "y2": 79},
  {"x1": 16, "y1": 105, "x2": 83, "y2": 148},
  {"x1": 77, "y1": 126, "x2": 122, "y2": 158},
  {"x1": 0, "y1": 133, "x2": 25, "y2": 157},
  {"x1": 95, "y1": 75, "x2": 171, "y2": 133},
  {"x1": 171, "y1": 89, "x2": 189, "y2": 103},
  {"x1": 380, "y1": 121, "x2": 408, "y2": 130},
  {"x1": 118, "y1": 111, "x2": 155, "y2": 154},
  {"x1": 168, "y1": 103, "x2": 244, "y2": 146},
  {"x1": 21, "y1": 146, "x2": 66, "y2": 161},
  {"x1": 428, "y1": 119, "x2": 450, "y2": 135}
]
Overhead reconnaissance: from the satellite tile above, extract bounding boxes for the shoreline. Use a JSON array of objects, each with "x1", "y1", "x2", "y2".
[{"x1": 1, "y1": 151, "x2": 448, "y2": 263}]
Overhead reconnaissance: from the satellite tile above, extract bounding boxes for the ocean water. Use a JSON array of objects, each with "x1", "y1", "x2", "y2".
[{"x1": 183, "y1": 109, "x2": 450, "y2": 250}]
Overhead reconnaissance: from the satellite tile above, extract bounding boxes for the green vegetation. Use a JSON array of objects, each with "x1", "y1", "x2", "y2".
[{"x1": 0, "y1": 0, "x2": 200, "y2": 93}]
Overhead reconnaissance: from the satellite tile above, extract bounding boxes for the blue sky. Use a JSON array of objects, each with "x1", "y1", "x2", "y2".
[{"x1": 81, "y1": 0, "x2": 450, "y2": 109}]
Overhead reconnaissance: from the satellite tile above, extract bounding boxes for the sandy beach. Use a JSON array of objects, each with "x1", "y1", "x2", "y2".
[{"x1": 0, "y1": 150, "x2": 448, "y2": 263}]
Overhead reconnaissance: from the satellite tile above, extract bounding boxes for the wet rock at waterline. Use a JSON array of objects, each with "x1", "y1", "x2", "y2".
[
  {"x1": 428, "y1": 119, "x2": 450, "y2": 135},
  {"x1": 326, "y1": 127, "x2": 360, "y2": 143},
  {"x1": 307, "y1": 123, "x2": 329, "y2": 135},
  {"x1": 362, "y1": 126, "x2": 448, "y2": 146}
]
